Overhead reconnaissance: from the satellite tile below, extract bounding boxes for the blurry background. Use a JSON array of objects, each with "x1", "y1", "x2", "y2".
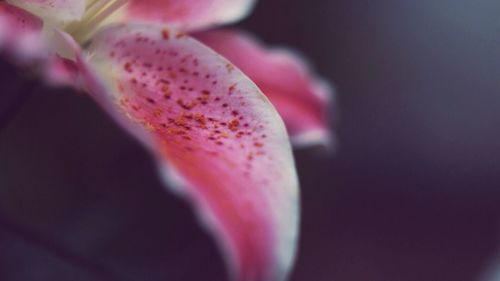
[{"x1": 1, "y1": 0, "x2": 500, "y2": 280}]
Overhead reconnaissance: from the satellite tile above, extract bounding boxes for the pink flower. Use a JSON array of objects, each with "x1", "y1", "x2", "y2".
[{"x1": 0, "y1": 1, "x2": 332, "y2": 280}]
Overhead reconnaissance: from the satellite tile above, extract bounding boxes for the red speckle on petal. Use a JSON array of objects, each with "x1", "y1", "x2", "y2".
[
  {"x1": 124, "y1": 62, "x2": 133, "y2": 73},
  {"x1": 254, "y1": 142, "x2": 264, "y2": 148},
  {"x1": 162, "y1": 29, "x2": 170, "y2": 40},
  {"x1": 229, "y1": 83, "x2": 237, "y2": 93},
  {"x1": 177, "y1": 98, "x2": 197, "y2": 110},
  {"x1": 194, "y1": 113, "x2": 207, "y2": 126},
  {"x1": 228, "y1": 119, "x2": 240, "y2": 132}
]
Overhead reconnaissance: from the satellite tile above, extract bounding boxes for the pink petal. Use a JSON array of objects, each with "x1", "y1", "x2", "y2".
[
  {"x1": 196, "y1": 29, "x2": 334, "y2": 148},
  {"x1": 6, "y1": 0, "x2": 86, "y2": 22},
  {"x1": 126, "y1": 0, "x2": 256, "y2": 31},
  {"x1": 40, "y1": 29, "x2": 83, "y2": 86},
  {"x1": 0, "y1": 4, "x2": 80, "y2": 87},
  {"x1": 44, "y1": 54, "x2": 79, "y2": 86},
  {"x1": 80, "y1": 23, "x2": 299, "y2": 281},
  {"x1": 0, "y1": 2, "x2": 43, "y2": 59}
]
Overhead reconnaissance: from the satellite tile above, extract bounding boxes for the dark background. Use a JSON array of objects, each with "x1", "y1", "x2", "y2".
[{"x1": 1, "y1": 1, "x2": 500, "y2": 280}]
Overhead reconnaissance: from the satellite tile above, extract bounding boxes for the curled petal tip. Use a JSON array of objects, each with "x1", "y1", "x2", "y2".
[
  {"x1": 196, "y1": 29, "x2": 334, "y2": 149},
  {"x1": 126, "y1": 0, "x2": 257, "y2": 31},
  {"x1": 292, "y1": 129, "x2": 335, "y2": 150},
  {"x1": 43, "y1": 55, "x2": 79, "y2": 86}
]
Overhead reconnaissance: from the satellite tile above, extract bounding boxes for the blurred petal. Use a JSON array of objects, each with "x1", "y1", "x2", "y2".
[
  {"x1": 480, "y1": 257, "x2": 500, "y2": 281},
  {"x1": 80, "y1": 23, "x2": 299, "y2": 281},
  {"x1": 44, "y1": 55, "x2": 79, "y2": 86},
  {"x1": 126, "y1": 0, "x2": 256, "y2": 31},
  {"x1": 0, "y1": 2, "x2": 80, "y2": 86},
  {"x1": 196, "y1": 29, "x2": 334, "y2": 148},
  {"x1": 0, "y1": 2, "x2": 43, "y2": 59},
  {"x1": 6, "y1": 0, "x2": 86, "y2": 23},
  {"x1": 30, "y1": 29, "x2": 81, "y2": 86}
]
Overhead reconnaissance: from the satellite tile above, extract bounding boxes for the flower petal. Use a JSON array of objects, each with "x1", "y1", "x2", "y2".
[
  {"x1": 44, "y1": 54, "x2": 79, "y2": 86},
  {"x1": 80, "y1": 23, "x2": 299, "y2": 281},
  {"x1": 0, "y1": 5, "x2": 80, "y2": 87},
  {"x1": 0, "y1": 1, "x2": 43, "y2": 59},
  {"x1": 196, "y1": 29, "x2": 334, "y2": 148},
  {"x1": 6, "y1": 0, "x2": 86, "y2": 23},
  {"x1": 126, "y1": 0, "x2": 256, "y2": 31}
]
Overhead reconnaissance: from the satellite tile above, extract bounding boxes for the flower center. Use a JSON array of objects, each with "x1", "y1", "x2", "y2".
[{"x1": 65, "y1": 0, "x2": 128, "y2": 43}]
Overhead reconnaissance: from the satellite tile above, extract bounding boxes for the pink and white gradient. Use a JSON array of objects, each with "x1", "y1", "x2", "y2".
[
  {"x1": 197, "y1": 29, "x2": 333, "y2": 147},
  {"x1": 0, "y1": 0, "x2": 332, "y2": 280}
]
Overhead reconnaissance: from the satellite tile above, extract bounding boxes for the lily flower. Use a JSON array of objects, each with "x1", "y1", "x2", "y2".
[{"x1": 0, "y1": 0, "x2": 332, "y2": 280}]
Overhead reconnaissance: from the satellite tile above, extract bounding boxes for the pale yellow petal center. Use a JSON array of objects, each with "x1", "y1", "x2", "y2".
[{"x1": 65, "y1": 0, "x2": 128, "y2": 43}]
